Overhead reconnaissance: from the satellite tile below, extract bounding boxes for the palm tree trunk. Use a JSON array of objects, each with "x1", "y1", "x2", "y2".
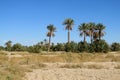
[
  {"x1": 84, "y1": 33, "x2": 86, "y2": 44},
  {"x1": 99, "y1": 30, "x2": 101, "y2": 40},
  {"x1": 90, "y1": 34, "x2": 92, "y2": 44},
  {"x1": 68, "y1": 29, "x2": 70, "y2": 44},
  {"x1": 48, "y1": 36, "x2": 51, "y2": 52},
  {"x1": 90, "y1": 30, "x2": 94, "y2": 44}
]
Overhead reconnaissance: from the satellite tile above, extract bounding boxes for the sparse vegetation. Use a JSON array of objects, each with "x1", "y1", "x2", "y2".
[
  {"x1": 60, "y1": 64, "x2": 83, "y2": 68},
  {"x1": 60, "y1": 63, "x2": 104, "y2": 69},
  {"x1": 110, "y1": 42, "x2": 120, "y2": 51},
  {"x1": 0, "y1": 51, "x2": 120, "y2": 80}
]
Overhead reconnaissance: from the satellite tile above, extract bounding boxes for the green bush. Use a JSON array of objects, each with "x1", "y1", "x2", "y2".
[
  {"x1": 12, "y1": 43, "x2": 27, "y2": 51},
  {"x1": 27, "y1": 45, "x2": 41, "y2": 53},
  {"x1": 52, "y1": 43, "x2": 65, "y2": 51},
  {"x1": 91, "y1": 40, "x2": 109, "y2": 53},
  {"x1": 65, "y1": 41, "x2": 78, "y2": 52},
  {"x1": 0, "y1": 46, "x2": 5, "y2": 51},
  {"x1": 110, "y1": 42, "x2": 120, "y2": 51},
  {"x1": 78, "y1": 41, "x2": 89, "y2": 52}
]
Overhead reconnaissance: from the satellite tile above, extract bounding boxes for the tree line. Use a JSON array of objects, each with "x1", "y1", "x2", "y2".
[{"x1": 0, "y1": 18, "x2": 120, "y2": 53}]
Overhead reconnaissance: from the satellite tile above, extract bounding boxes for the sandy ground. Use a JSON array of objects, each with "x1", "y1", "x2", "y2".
[{"x1": 24, "y1": 62, "x2": 120, "y2": 80}]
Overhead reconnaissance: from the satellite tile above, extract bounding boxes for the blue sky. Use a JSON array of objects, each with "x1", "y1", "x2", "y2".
[{"x1": 0, "y1": 0, "x2": 120, "y2": 46}]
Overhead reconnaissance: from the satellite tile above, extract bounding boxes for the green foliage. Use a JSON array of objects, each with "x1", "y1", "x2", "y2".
[
  {"x1": 52, "y1": 43, "x2": 65, "y2": 51},
  {"x1": 65, "y1": 41, "x2": 78, "y2": 52},
  {"x1": 78, "y1": 41, "x2": 89, "y2": 52},
  {"x1": 5, "y1": 40, "x2": 12, "y2": 51},
  {"x1": 0, "y1": 46, "x2": 4, "y2": 51},
  {"x1": 27, "y1": 45, "x2": 41, "y2": 53},
  {"x1": 110, "y1": 42, "x2": 120, "y2": 51},
  {"x1": 47, "y1": 24, "x2": 56, "y2": 37},
  {"x1": 64, "y1": 43, "x2": 71, "y2": 52},
  {"x1": 91, "y1": 40, "x2": 109, "y2": 53},
  {"x1": 0, "y1": 22, "x2": 118, "y2": 53},
  {"x1": 63, "y1": 18, "x2": 74, "y2": 30},
  {"x1": 12, "y1": 43, "x2": 26, "y2": 51}
]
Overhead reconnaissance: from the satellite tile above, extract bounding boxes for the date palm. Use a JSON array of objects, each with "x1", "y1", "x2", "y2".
[
  {"x1": 78, "y1": 23, "x2": 88, "y2": 43},
  {"x1": 47, "y1": 24, "x2": 56, "y2": 52},
  {"x1": 63, "y1": 18, "x2": 74, "y2": 44},
  {"x1": 96, "y1": 23, "x2": 105, "y2": 40},
  {"x1": 87, "y1": 22, "x2": 96, "y2": 44}
]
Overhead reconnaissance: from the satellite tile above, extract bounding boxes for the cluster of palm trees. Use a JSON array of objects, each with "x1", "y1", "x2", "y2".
[
  {"x1": 46, "y1": 18, "x2": 106, "y2": 52},
  {"x1": 78, "y1": 22, "x2": 105, "y2": 44}
]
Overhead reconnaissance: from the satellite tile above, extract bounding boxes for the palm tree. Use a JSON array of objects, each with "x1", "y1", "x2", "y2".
[
  {"x1": 63, "y1": 18, "x2": 74, "y2": 44},
  {"x1": 47, "y1": 24, "x2": 56, "y2": 52},
  {"x1": 87, "y1": 22, "x2": 96, "y2": 44},
  {"x1": 5, "y1": 40, "x2": 12, "y2": 51},
  {"x1": 96, "y1": 23, "x2": 105, "y2": 40},
  {"x1": 93, "y1": 31, "x2": 99, "y2": 41},
  {"x1": 78, "y1": 23, "x2": 88, "y2": 44}
]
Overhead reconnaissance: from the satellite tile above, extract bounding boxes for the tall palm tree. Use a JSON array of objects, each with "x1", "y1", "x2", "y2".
[
  {"x1": 78, "y1": 23, "x2": 88, "y2": 44},
  {"x1": 87, "y1": 22, "x2": 96, "y2": 44},
  {"x1": 63, "y1": 18, "x2": 74, "y2": 44},
  {"x1": 47, "y1": 24, "x2": 56, "y2": 52},
  {"x1": 96, "y1": 23, "x2": 105, "y2": 40}
]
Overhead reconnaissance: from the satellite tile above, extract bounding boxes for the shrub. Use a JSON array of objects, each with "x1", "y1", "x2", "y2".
[
  {"x1": 78, "y1": 41, "x2": 89, "y2": 52},
  {"x1": 27, "y1": 45, "x2": 41, "y2": 53},
  {"x1": 64, "y1": 41, "x2": 78, "y2": 52},
  {"x1": 12, "y1": 43, "x2": 26, "y2": 51},
  {"x1": 0, "y1": 46, "x2": 5, "y2": 51},
  {"x1": 110, "y1": 42, "x2": 120, "y2": 51},
  {"x1": 90, "y1": 40, "x2": 109, "y2": 53},
  {"x1": 52, "y1": 43, "x2": 65, "y2": 51}
]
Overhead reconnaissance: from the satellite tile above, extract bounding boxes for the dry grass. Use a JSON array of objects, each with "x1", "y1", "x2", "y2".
[
  {"x1": 114, "y1": 64, "x2": 120, "y2": 69},
  {"x1": 60, "y1": 64, "x2": 83, "y2": 68},
  {"x1": 60, "y1": 63, "x2": 104, "y2": 69},
  {"x1": 0, "y1": 51, "x2": 120, "y2": 80},
  {"x1": 0, "y1": 61, "x2": 31, "y2": 80}
]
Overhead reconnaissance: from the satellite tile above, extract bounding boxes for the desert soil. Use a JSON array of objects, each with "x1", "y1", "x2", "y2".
[{"x1": 24, "y1": 62, "x2": 120, "y2": 80}]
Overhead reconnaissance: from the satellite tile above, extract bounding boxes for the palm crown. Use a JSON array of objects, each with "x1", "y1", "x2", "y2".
[
  {"x1": 63, "y1": 18, "x2": 74, "y2": 30},
  {"x1": 96, "y1": 23, "x2": 105, "y2": 40},
  {"x1": 78, "y1": 23, "x2": 88, "y2": 43},
  {"x1": 47, "y1": 24, "x2": 56, "y2": 37}
]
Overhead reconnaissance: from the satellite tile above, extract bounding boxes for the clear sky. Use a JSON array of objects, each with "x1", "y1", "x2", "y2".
[{"x1": 0, "y1": 0, "x2": 120, "y2": 46}]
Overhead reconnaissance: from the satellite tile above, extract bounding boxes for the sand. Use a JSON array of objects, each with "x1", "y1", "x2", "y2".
[{"x1": 24, "y1": 62, "x2": 120, "y2": 80}]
